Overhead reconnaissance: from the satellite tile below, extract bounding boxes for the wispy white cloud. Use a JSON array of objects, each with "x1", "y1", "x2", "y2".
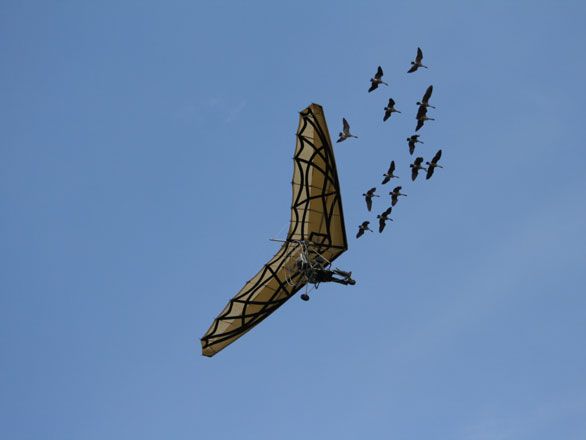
[
  {"x1": 384, "y1": 185, "x2": 586, "y2": 362},
  {"x1": 457, "y1": 392, "x2": 586, "y2": 440},
  {"x1": 225, "y1": 99, "x2": 247, "y2": 124},
  {"x1": 174, "y1": 97, "x2": 247, "y2": 125}
]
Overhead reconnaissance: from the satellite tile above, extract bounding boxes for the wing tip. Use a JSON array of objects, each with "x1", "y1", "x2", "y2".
[{"x1": 201, "y1": 340, "x2": 217, "y2": 357}]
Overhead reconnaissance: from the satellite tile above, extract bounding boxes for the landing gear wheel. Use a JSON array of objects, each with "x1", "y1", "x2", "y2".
[{"x1": 300, "y1": 293, "x2": 310, "y2": 301}]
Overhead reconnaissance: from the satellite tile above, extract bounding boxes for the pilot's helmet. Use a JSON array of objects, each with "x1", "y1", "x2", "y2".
[{"x1": 313, "y1": 255, "x2": 326, "y2": 266}]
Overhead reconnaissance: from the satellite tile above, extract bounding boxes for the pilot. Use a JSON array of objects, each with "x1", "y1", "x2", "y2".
[
  {"x1": 308, "y1": 268, "x2": 355, "y2": 285},
  {"x1": 296, "y1": 256, "x2": 308, "y2": 272}
]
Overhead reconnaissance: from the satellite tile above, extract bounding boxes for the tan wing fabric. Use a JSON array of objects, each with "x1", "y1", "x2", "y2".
[
  {"x1": 289, "y1": 104, "x2": 348, "y2": 262},
  {"x1": 201, "y1": 103, "x2": 348, "y2": 357}
]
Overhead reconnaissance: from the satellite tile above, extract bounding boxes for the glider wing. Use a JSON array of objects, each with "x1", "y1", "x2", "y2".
[{"x1": 200, "y1": 103, "x2": 348, "y2": 357}]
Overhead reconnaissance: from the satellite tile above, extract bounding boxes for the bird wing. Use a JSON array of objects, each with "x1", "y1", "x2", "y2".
[
  {"x1": 381, "y1": 175, "x2": 390, "y2": 185},
  {"x1": 416, "y1": 47, "x2": 423, "y2": 62},
  {"x1": 368, "y1": 82, "x2": 378, "y2": 92},
  {"x1": 411, "y1": 166, "x2": 419, "y2": 181},
  {"x1": 407, "y1": 64, "x2": 418, "y2": 73},
  {"x1": 408, "y1": 140, "x2": 415, "y2": 154},
  {"x1": 389, "y1": 160, "x2": 395, "y2": 173},
  {"x1": 383, "y1": 207, "x2": 392, "y2": 216},
  {"x1": 415, "y1": 157, "x2": 424, "y2": 166},
  {"x1": 422, "y1": 85, "x2": 433, "y2": 103},
  {"x1": 379, "y1": 218, "x2": 386, "y2": 233},
  {"x1": 432, "y1": 149, "x2": 442, "y2": 163},
  {"x1": 383, "y1": 110, "x2": 391, "y2": 121},
  {"x1": 389, "y1": 98, "x2": 395, "y2": 106},
  {"x1": 201, "y1": 103, "x2": 348, "y2": 357},
  {"x1": 415, "y1": 120, "x2": 424, "y2": 131},
  {"x1": 416, "y1": 105, "x2": 427, "y2": 119},
  {"x1": 366, "y1": 196, "x2": 372, "y2": 211},
  {"x1": 376, "y1": 66, "x2": 383, "y2": 79},
  {"x1": 356, "y1": 227, "x2": 364, "y2": 238},
  {"x1": 342, "y1": 118, "x2": 350, "y2": 133},
  {"x1": 426, "y1": 167, "x2": 435, "y2": 180}
]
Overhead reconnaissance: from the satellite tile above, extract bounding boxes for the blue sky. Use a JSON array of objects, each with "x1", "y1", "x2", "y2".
[{"x1": 2, "y1": 1, "x2": 586, "y2": 439}]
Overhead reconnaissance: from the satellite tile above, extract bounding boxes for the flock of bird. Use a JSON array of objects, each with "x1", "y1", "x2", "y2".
[{"x1": 335, "y1": 48, "x2": 444, "y2": 238}]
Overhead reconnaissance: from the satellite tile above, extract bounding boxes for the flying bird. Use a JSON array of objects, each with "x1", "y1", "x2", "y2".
[
  {"x1": 337, "y1": 118, "x2": 358, "y2": 143},
  {"x1": 383, "y1": 98, "x2": 401, "y2": 121},
  {"x1": 368, "y1": 66, "x2": 388, "y2": 92},
  {"x1": 417, "y1": 85, "x2": 435, "y2": 109},
  {"x1": 356, "y1": 221, "x2": 373, "y2": 238},
  {"x1": 362, "y1": 187, "x2": 380, "y2": 211},
  {"x1": 381, "y1": 160, "x2": 399, "y2": 184},
  {"x1": 426, "y1": 149, "x2": 443, "y2": 179},
  {"x1": 415, "y1": 106, "x2": 435, "y2": 131},
  {"x1": 410, "y1": 157, "x2": 427, "y2": 181},
  {"x1": 389, "y1": 186, "x2": 407, "y2": 206},
  {"x1": 407, "y1": 135, "x2": 423, "y2": 155},
  {"x1": 407, "y1": 47, "x2": 428, "y2": 73},
  {"x1": 377, "y1": 207, "x2": 393, "y2": 233}
]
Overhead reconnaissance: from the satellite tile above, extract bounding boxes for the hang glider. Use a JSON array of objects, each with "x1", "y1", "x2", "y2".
[{"x1": 201, "y1": 103, "x2": 352, "y2": 357}]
